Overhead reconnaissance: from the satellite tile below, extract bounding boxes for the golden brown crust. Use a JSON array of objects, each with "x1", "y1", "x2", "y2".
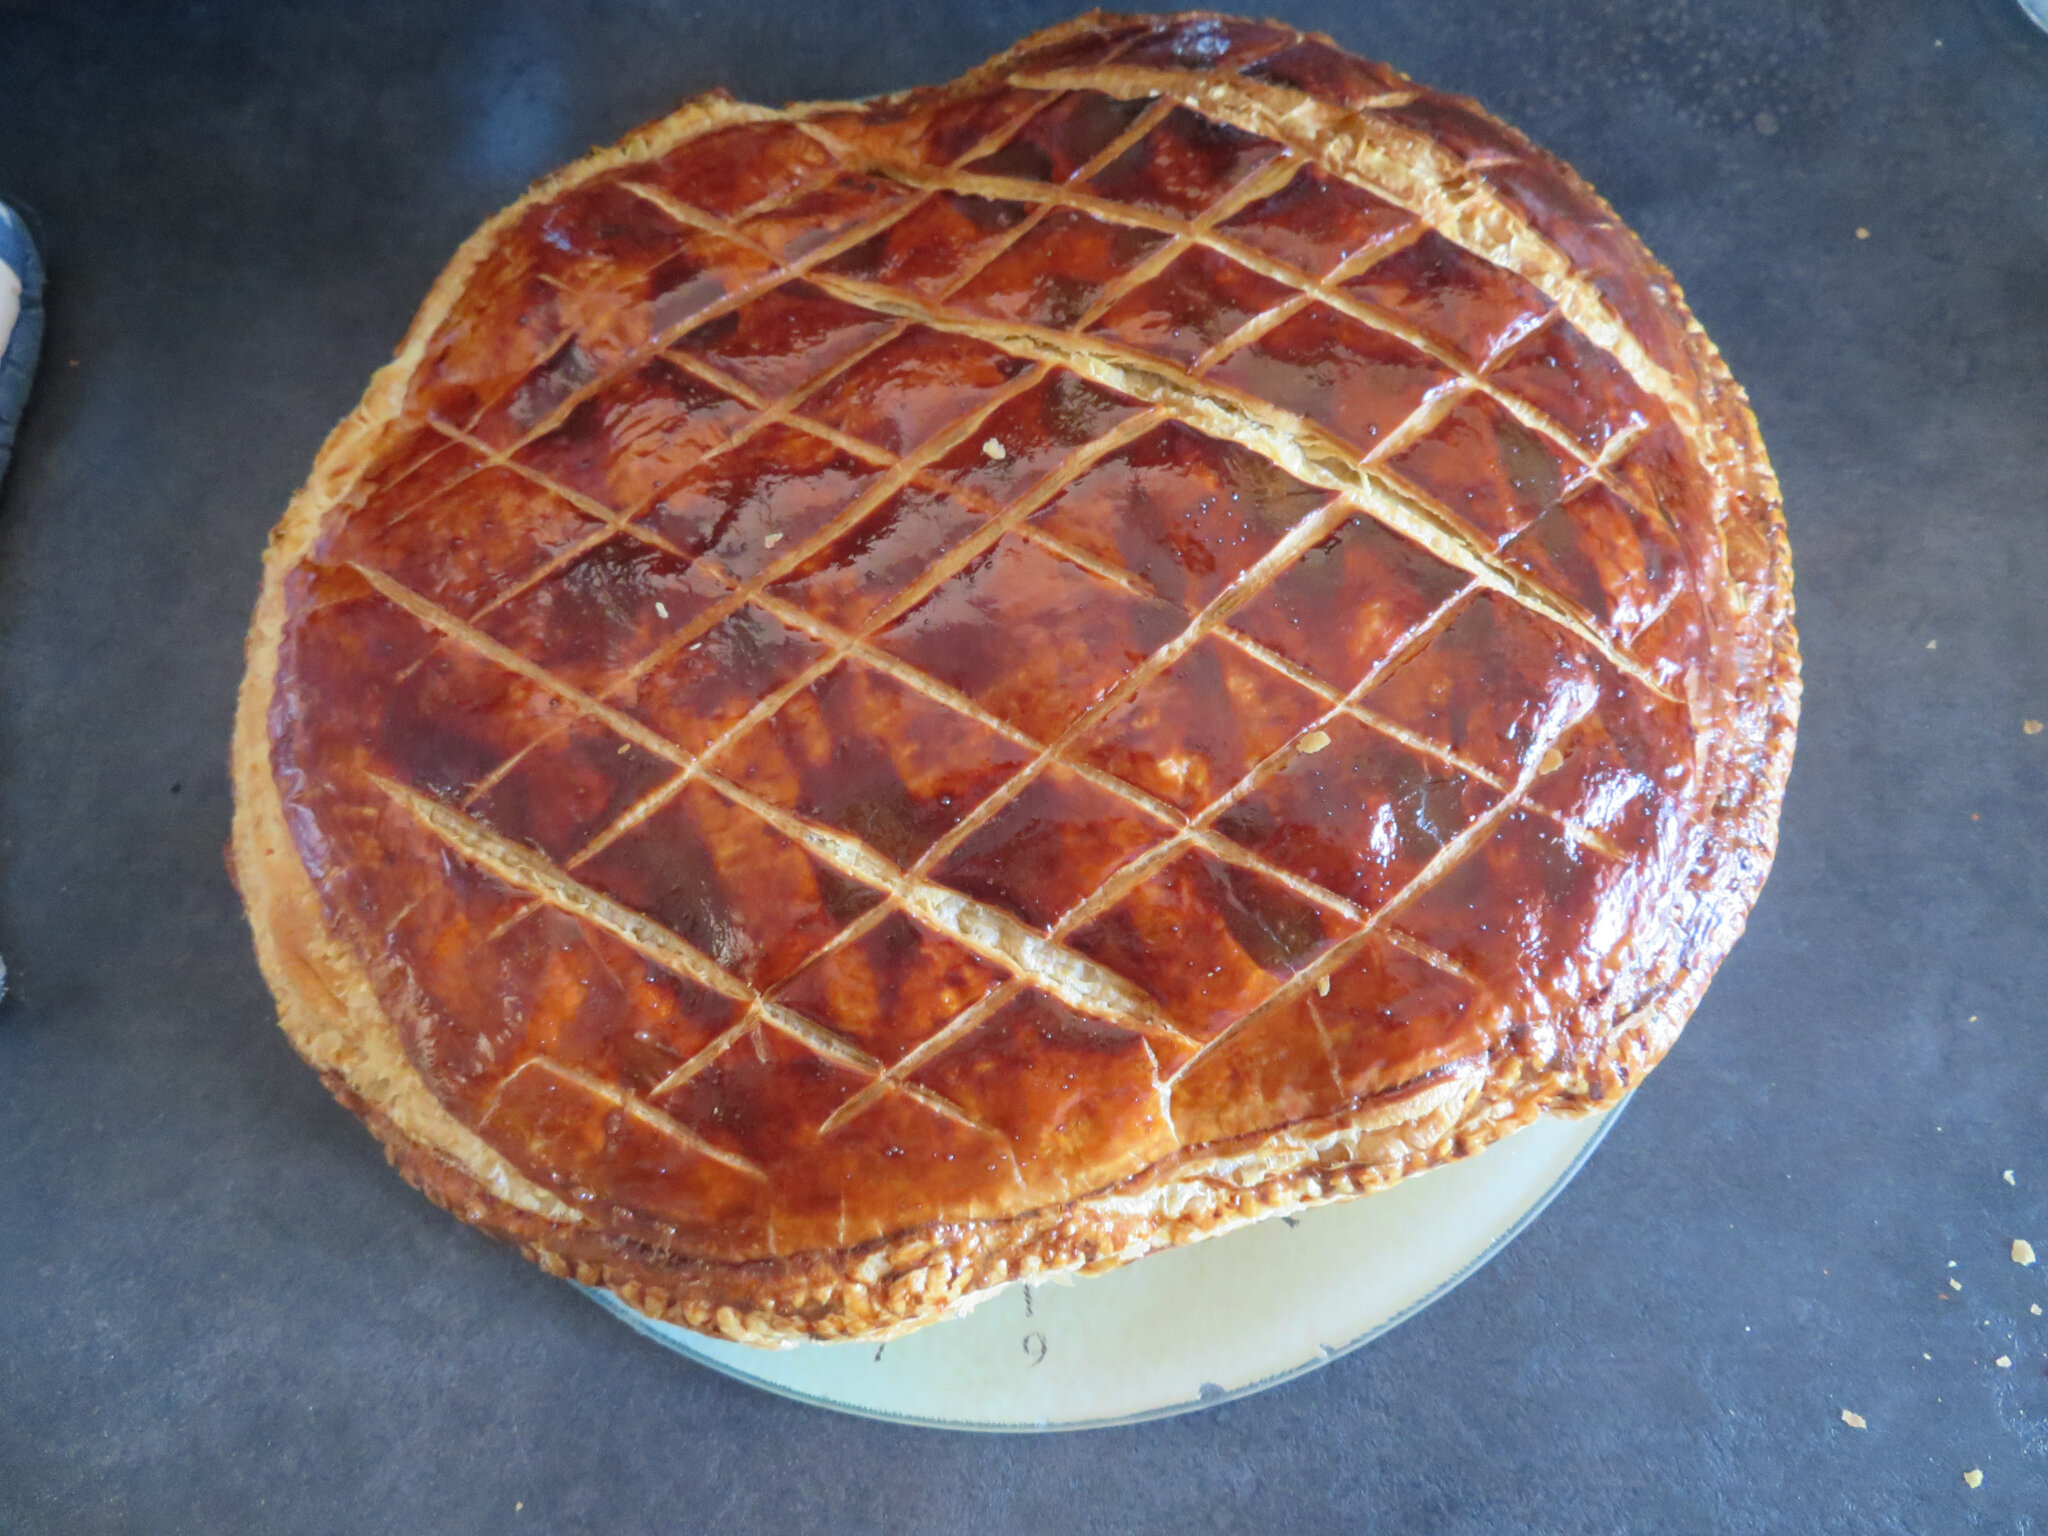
[{"x1": 232, "y1": 12, "x2": 1796, "y2": 1345}]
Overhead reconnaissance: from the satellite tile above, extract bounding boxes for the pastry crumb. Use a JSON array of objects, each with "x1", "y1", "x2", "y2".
[
  {"x1": 1540, "y1": 746, "x2": 1565, "y2": 773},
  {"x1": 654, "y1": 600, "x2": 669, "y2": 619},
  {"x1": 2014, "y1": 1239, "x2": 2036, "y2": 1266},
  {"x1": 1856, "y1": 227, "x2": 1870, "y2": 240},
  {"x1": 1840, "y1": 1409, "x2": 1866, "y2": 1428},
  {"x1": 2026, "y1": 719, "x2": 2044, "y2": 735},
  {"x1": 1316, "y1": 976, "x2": 1331, "y2": 997},
  {"x1": 1963, "y1": 1469, "x2": 1983, "y2": 1489},
  {"x1": 982, "y1": 438, "x2": 1006, "y2": 461},
  {"x1": 2032, "y1": 1304, "x2": 2042, "y2": 1315},
  {"x1": 1299, "y1": 729, "x2": 1332, "y2": 754},
  {"x1": 1951, "y1": 1278, "x2": 1963, "y2": 1290},
  {"x1": 1926, "y1": 637, "x2": 1936, "y2": 649},
  {"x1": 1995, "y1": 1355, "x2": 2012, "y2": 1369},
  {"x1": 764, "y1": 531, "x2": 783, "y2": 548},
  {"x1": 2006, "y1": 1170, "x2": 2017, "y2": 1185}
]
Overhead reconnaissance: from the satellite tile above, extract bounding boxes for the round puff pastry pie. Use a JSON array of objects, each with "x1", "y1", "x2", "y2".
[{"x1": 233, "y1": 11, "x2": 1798, "y2": 1344}]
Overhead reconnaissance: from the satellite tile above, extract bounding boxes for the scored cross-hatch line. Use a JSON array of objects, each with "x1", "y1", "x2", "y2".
[
  {"x1": 1162, "y1": 707, "x2": 1580, "y2": 1092},
  {"x1": 801, "y1": 272, "x2": 1678, "y2": 700},
  {"x1": 404, "y1": 92, "x2": 1114, "y2": 809},
  {"x1": 477, "y1": 1054, "x2": 772, "y2": 1182},
  {"x1": 1008, "y1": 49, "x2": 1711, "y2": 462},
  {"x1": 428, "y1": 76, "x2": 1200, "y2": 816},
  {"x1": 628, "y1": 354, "x2": 1632, "y2": 870},
  {"x1": 353, "y1": 558, "x2": 1191, "y2": 1048},
  {"x1": 482, "y1": 267, "x2": 1599, "y2": 1132},
  {"x1": 436, "y1": 188, "x2": 1191, "y2": 986},
  {"x1": 1211, "y1": 626, "x2": 1626, "y2": 861},
  {"x1": 381, "y1": 775, "x2": 997, "y2": 1149},
  {"x1": 432, "y1": 33, "x2": 1686, "y2": 727},
  {"x1": 816, "y1": 549, "x2": 1519, "y2": 1139},
  {"x1": 606, "y1": 160, "x2": 1541, "y2": 1125},
  {"x1": 342, "y1": 62, "x2": 1653, "y2": 1156},
  {"x1": 592, "y1": 168, "x2": 1638, "y2": 877},
  {"x1": 388, "y1": 51, "x2": 1066, "y2": 555},
  {"x1": 951, "y1": 5, "x2": 1694, "y2": 461},
  {"x1": 780, "y1": 134, "x2": 1655, "y2": 1129},
  {"x1": 507, "y1": 68, "x2": 1682, "y2": 814},
  {"x1": 808, "y1": 149, "x2": 1687, "y2": 546},
  {"x1": 405, "y1": 90, "x2": 1346, "y2": 1074},
  {"x1": 772, "y1": 88, "x2": 1701, "y2": 689},
  {"x1": 370, "y1": 182, "x2": 950, "y2": 692},
  {"x1": 357, "y1": 388, "x2": 1210, "y2": 1112},
  {"x1": 780, "y1": 322, "x2": 1611, "y2": 1136}
]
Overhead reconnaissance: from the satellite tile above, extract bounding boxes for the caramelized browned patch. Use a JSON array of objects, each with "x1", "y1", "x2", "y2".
[
  {"x1": 951, "y1": 209, "x2": 1173, "y2": 330},
  {"x1": 722, "y1": 659, "x2": 1037, "y2": 866},
  {"x1": 1089, "y1": 245, "x2": 1299, "y2": 368},
  {"x1": 1487, "y1": 318, "x2": 1654, "y2": 454},
  {"x1": 965, "y1": 92, "x2": 1159, "y2": 184},
  {"x1": 821, "y1": 192, "x2": 1032, "y2": 297},
  {"x1": 1208, "y1": 302, "x2": 1455, "y2": 453},
  {"x1": 907, "y1": 989, "x2": 1173, "y2": 1204},
  {"x1": 1342, "y1": 230, "x2": 1554, "y2": 368},
  {"x1": 1076, "y1": 635, "x2": 1325, "y2": 815},
  {"x1": 1068, "y1": 852, "x2": 1353, "y2": 1039},
  {"x1": 800, "y1": 325, "x2": 1036, "y2": 453},
  {"x1": 1080, "y1": 106, "x2": 1284, "y2": 218},
  {"x1": 1382, "y1": 391, "x2": 1579, "y2": 549},
  {"x1": 876, "y1": 534, "x2": 1186, "y2": 741},
  {"x1": 1218, "y1": 166, "x2": 1416, "y2": 277},
  {"x1": 775, "y1": 911, "x2": 1004, "y2": 1065},
  {"x1": 1169, "y1": 935, "x2": 1482, "y2": 1145},
  {"x1": 1030, "y1": 420, "x2": 1333, "y2": 612},
  {"x1": 575, "y1": 777, "x2": 883, "y2": 990},
  {"x1": 931, "y1": 764, "x2": 1171, "y2": 930},
  {"x1": 1239, "y1": 38, "x2": 1408, "y2": 108},
  {"x1": 1228, "y1": 512, "x2": 1470, "y2": 690},
  {"x1": 619, "y1": 604, "x2": 831, "y2": 755},
  {"x1": 1213, "y1": 714, "x2": 1502, "y2": 910}
]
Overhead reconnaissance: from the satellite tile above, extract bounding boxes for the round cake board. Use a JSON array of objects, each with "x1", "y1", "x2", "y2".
[{"x1": 587, "y1": 1100, "x2": 1622, "y2": 1430}]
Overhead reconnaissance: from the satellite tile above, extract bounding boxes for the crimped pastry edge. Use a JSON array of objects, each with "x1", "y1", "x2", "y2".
[{"x1": 229, "y1": 12, "x2": 1798, "y2": 1347}]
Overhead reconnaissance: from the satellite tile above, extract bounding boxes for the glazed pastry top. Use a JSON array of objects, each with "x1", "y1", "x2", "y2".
[{"x1": 263, "y1": 12, "x2": 1791, "y2": 1265}]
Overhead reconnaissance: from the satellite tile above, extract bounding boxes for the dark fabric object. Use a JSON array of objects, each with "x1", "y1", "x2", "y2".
[{"x1": 0, "y1": 201, "x2": 42, "y2": 491}]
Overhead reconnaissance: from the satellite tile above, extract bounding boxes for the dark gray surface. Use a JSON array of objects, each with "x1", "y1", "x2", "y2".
[{"x1": 2, "y1": 0, "x2": 2044, "y2": 1529}]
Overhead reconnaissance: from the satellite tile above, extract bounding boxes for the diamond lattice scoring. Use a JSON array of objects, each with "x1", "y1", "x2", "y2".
[{"x1": 274, "y1": 14, "x2": 1709, "y2": 1259}]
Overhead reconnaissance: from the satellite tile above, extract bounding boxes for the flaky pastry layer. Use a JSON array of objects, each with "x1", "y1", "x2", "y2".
[{"x1": 233, "y1": 12, "x2": 1797, "y2": 1344}]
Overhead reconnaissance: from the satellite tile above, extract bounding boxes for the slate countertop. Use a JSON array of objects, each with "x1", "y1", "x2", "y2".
[{"x1": 2, "y1": 2, "x2": 2044, "y2": 1529}]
